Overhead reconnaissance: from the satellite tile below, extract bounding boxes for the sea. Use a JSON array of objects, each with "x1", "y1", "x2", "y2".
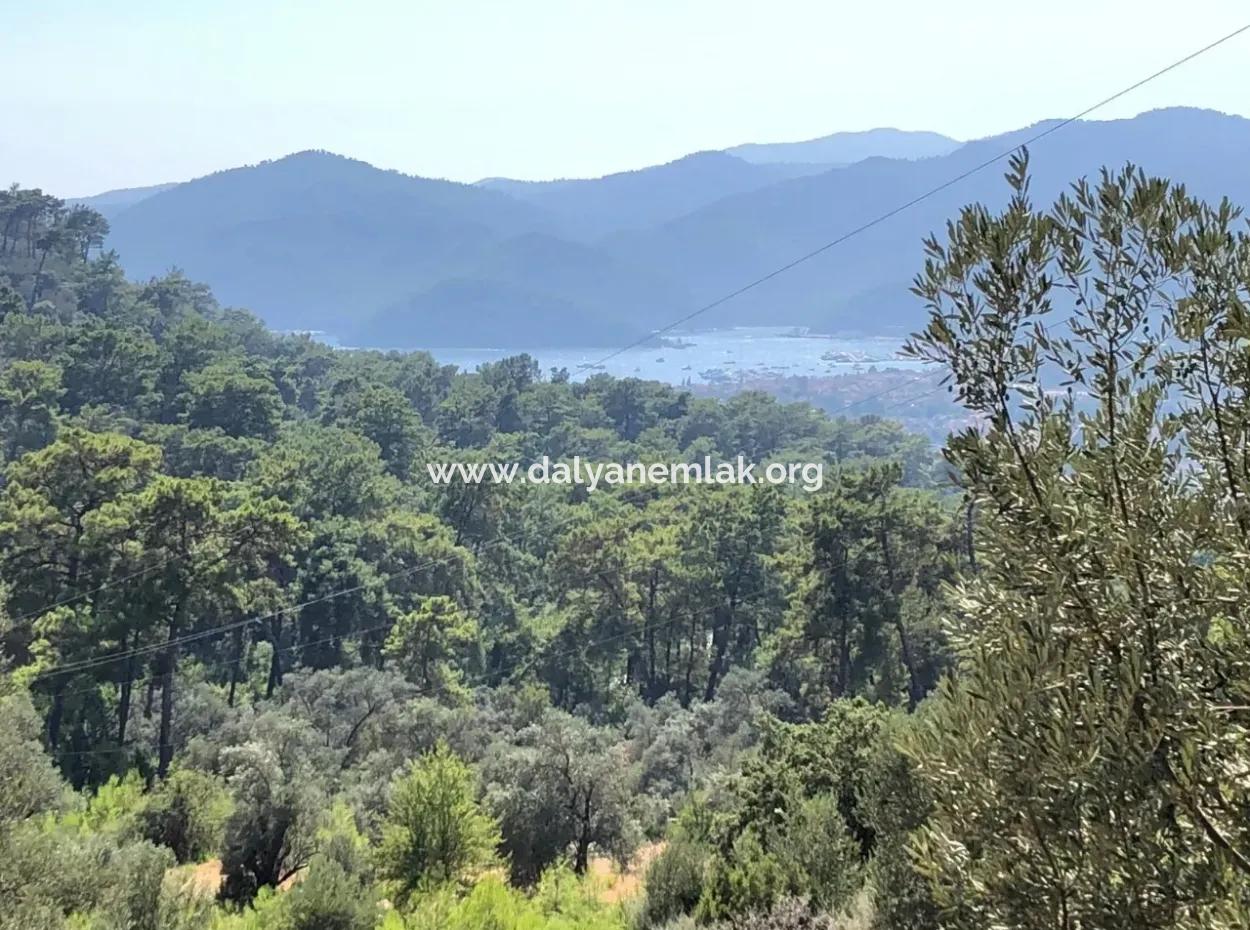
[{"x1": 423, "y1": 327, "x2": 929, "y2": 385}]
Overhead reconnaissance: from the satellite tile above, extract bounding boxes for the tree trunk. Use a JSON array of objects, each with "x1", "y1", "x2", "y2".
[
  {"x1": 157, "y1": 602, "x2": 186, "y2": 779},
  {"x1": 704, "y1": 607, "x2": 731, "y2": 702},
  {"x1": 28, "y1": 248, "x2": 49, "y2": 308},
  {"x1": 47, "y1": 684, "x2": 66, "y2": 750},
  {"x1": 830, "y1": 544, "x2": 852, "y2": 698},
  {"x1": 834, "y1": 612, "x2": 851, "y2": 698},
  {"x1": 682, "y1": 617, "x2": 697, "y2": 707},
  {"x1": 879, "y1": 526, "x2": 924, "y2": 710},
  {"x1": 645, "y1": 573, "x2": 658, "y2": 699},
  {"x1": 265, "y1": 617, "x2": 283, "y2": 698},
  {"x1": 227, "y1": 624, "x2": 243, "y2": 708},
  {"x1": 573, "y1": 788, "x2": 595, "y2": 875},
  {"x1": 158, "y1": 639, "x2": 177, "y2": 779},
  {"x1": 118, "y1": 630, "x2": 137, "y2": 745}
]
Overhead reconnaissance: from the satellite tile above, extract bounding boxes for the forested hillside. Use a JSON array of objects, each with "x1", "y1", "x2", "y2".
[
  {"x1": 607, "y1": 107, "x2": 1250, "y2": 333},
  {"x1": 5, "y1": 152, "x2": 1250, "y2": 930},
  {"x1": 90, "y1": 108, "x2": 1250, "y2": 346},
  {"x1": 0, "y1": 182, "x2": 959, "y2": 929}
]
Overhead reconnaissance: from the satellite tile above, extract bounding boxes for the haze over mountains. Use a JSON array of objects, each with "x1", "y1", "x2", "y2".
[
  {"x1": 725, "y1": 127, "x2": 961, "y2": 165},
  {"x1": 75, "y1": 109, "x2": 1250, "y2": 347}
]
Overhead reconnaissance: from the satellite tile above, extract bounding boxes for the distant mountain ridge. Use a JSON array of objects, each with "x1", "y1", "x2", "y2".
[
  {"x1": 476, "y1": 151, "x2": 829, "y2": 238},
  {"x1": 726, "y1": 127, "x2": 961, "y2": 165},
  {"x1": 69, "y1": 183, "x2": 180, "y2": 218},
  {"x1": 81, "y1": 108, "x2": 1250, "y2": 347},
  {"x1": 606, "y1": 108, "x2": 1250, "y2": 334}
]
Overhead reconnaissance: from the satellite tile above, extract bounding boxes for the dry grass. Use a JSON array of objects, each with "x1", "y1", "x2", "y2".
[
  {"x1": 166, "y1": 859, "x2": 223, "y2": 900},
  {"x1": 162, "y1": 841, "x2": 665, "y2": 908},
  {"x1": 164, "y1": 858, "x2": 305, "y2": 901},
  {"x1": 589, "y1": 841, "x2": 667, "y2": 903}
]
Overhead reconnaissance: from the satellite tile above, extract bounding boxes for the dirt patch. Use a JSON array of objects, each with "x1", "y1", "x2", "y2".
[
  {"x1": 165, "y1": 844, "x2": 664, "y2": 906},
  {"x1": 589, "y1": 840, "x2": 666, "y2": 903},
  {"x1": 167, "y1": 859, "x2": 223, "y2": 900},
  {"x1": 165, "y1": 858, "x2": 304, "y2": 900}
]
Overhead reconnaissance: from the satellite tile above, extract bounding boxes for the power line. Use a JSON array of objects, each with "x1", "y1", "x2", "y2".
[
  {"x1": 575, "y1": 21, "x2": 1250, "y2": 374},
  {"x1": 4, "y1": 548, "x2": 239, "y2": 632},
  {"x1": 19, "y1": 19, "x2": 1248, "y2": 689},
  {"x1": 28, "y1": 367, "x2": 950, "y2": 686},
  {"x1": 42, "y1": 512, "x2": 584, "y2": 700},
  {"x1": 29, "y1": 500, "x2": 609, "y2": 683},
  {"x1": 47, "y1": 568, "x2": 801, "y2": 760},
  {"x1": 38, "y1": 372, "x2": 950, "y2": 702},
  {"x1": 52, "y1": 453, "x2": 978, "y2": 765}
]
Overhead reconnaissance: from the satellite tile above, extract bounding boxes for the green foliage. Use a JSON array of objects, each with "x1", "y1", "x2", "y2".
[
  {"x1": 385, "y1": 595, "x2": 480, "y2": 694},
  {"x1": 689, "y1": 701, "x2": 921, "y2": 925},
  {"x1": 485, "y1": 709, "x2": 640, "y2": 884},
  {"x1": 904, "y1": 157, "x2": 1250, "y2": 928},
  {"x1": 0, "y1": 683, "x2": 68, "y2": 828},
  {"x1": 137, "y1": 767, "x2": 233, "y2": 863},
  {"x1": 183, "y1": 360, "x2": 284, "y2": 440},
  {"x1": 0, "y1": 180, "x2": 961, "y2": 929},
  {"x1": 0, "y1": 358, "x2": 63, "y2": 460},
  {"x1": 316, "y1": 800, "x2": 374, "y2": 880},
  {"x1": 698, "y1": 830, "x2": 792, "y2": 924},
  {"x1": 56, "y1": 770, "x2": 146, "y2": 839},
  {"x1": 858, "y1": 717, "x2": 936, "y2": 930},
  {"x1": 218, "y1": 716, "x2": 326, "y2": 903},
  {"x1": 641, "y1": 839, "x2": 709, "y2": 927},
  {"x1": 401, "y1": 868, "x2": 627, "y2": 930},
  {"x1": 0, "y1": 679, "x2": 176, "y2": 930},
  {"x1": 278, "y1": 854, "x2": 380, "y2": 930},
  {"x1": 765, "y1": 465, "x2": 955, "y2": 714},
  {"x1": 377, "y1": 744, "x2": 501, "y2": 903},
  {"x1": 770, "y1": 794, "x2": 863, "y2": 913}
]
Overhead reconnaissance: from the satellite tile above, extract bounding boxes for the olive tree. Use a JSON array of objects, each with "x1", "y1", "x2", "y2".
[{"x1": 905, "y1": 156, "x2": 1250, "y2": 929}]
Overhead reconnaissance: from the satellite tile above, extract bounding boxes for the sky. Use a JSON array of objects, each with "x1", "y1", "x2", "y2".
[{"x1": 3, "y1": 0, "x2": 1249, "y2": 197}]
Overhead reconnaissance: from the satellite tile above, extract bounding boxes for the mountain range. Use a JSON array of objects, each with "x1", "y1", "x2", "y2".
[{"x1": 71, "y1": 109, "x2": 1250, "y2": 347}]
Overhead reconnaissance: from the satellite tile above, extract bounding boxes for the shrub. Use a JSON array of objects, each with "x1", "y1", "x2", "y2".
[
  {"x1": 697, "y1": 832, "x2": 790, "y2": 923},
  {"x1": 138, "y1": 768, "x2": 232, "y2": 863},
  {"x1": 279, "y1": 854, "x2": 379, "y2": 930},
  {"x1": 402, "y1": 868, "x2": 628, "y2": 930},
  {"x1": 771, "y1": 794, "x2": 861, "y2": 914},
  {"x1": 376, "y1": 743, "x2": 500, "y2": 903},
  {"x1": 58, "y1": 770, "x2": 146, "y2": 839},
  {"x1": 641, "y1": 840, "x2": 708, "y2": 928}
]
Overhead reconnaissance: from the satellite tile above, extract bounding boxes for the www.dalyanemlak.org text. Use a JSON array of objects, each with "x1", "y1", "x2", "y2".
[{"x1": 425, "y1": 455, "x2": 825, "y2": 493}]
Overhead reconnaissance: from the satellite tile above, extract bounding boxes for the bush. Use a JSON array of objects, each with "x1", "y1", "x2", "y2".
[
  {"x1": 641, "y1": 840, "x2": 708, "y2": 928},
  {"x1": 56, "y1": 835, "x2": 174, "y2": 930},
  {"x1": 719, "y1": 897, "x2": 842, "y2": 930},
  {"x1": 138, "y1": 768, "x2": 232, "y2": 863},
  {"x1": 58, "y1": 770, "x2": 146, "y2": 840},
  {"x1": 218, "y1": 725, "x2": 325, "y2": 904},
  {"x1": 279, "y1": 854, "x2": 379, "y2": 930},
  {"x1": 376, "y1": 743, "x2": 499, "y2": 903},
  {"x1": 697, "y1": 832, "x2": 790, "y2": 923},
  {"x1": 857, "y1": 723, "x2": 936, "y2": 930},
  {"x1": 771, "y1": 794, "x2": 861, "y2": 914},
  {"x1": 316, "y1": 801, "x2": 373, "y2": 880},
  {"x1": 402, "y1": 868, "x2": 628, "y2": 930}
]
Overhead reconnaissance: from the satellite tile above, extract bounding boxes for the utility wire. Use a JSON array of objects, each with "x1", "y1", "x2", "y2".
[
  {"x1": 37, "y1": 372, "x2": 949, "y2": 699},
  {"x1": 19, "y1": 19, "x2": 1249, "y2": 685},
  {"x1": 5, "y1": 550, "x2": 185, "y2": 628},
  {"x1": 575, "y1": 21, "x2": 1250, "y2": 373},
  {"x1": 27, "y1": 367, "x2": 949, "y2": 686},
  {"x1": 47, "y1": 565, "x2": 803, "y2": 760},
  {"x1": 30, "y1": 498, "x2": 615, "y2": 683}
]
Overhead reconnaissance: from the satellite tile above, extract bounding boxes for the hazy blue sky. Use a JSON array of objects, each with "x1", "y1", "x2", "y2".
[{"x1": 4, "y1": 0, "x2": 1248, "y2": 196}]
